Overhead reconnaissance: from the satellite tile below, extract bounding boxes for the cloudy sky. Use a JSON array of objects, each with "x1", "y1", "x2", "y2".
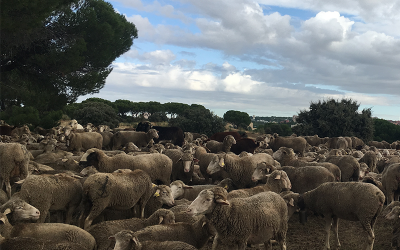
[{"x1": 79, "y1": 0, "x2": 400, "y2": 120}]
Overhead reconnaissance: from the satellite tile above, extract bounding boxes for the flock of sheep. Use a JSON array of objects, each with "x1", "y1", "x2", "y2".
[{"x1": 0, "y1": 119, "x2": 400, "y2": 250}]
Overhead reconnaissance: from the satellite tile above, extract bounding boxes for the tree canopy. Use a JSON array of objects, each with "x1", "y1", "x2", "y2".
[
  {"x1": 292, "y1": 98, "x2": 374, "y2": 141},
  {"x1": 169, "y1": 106, "x2": 225, "y2": 136},
  {"x1": 1, "y1": 0, "x2": 138, "y2": 112},
  {"x1": 223, "y1": 110, "x2": 251, "y2": 129},
  {"x1": 373, "y1": 118, "x2": 400, "y2": 143}
]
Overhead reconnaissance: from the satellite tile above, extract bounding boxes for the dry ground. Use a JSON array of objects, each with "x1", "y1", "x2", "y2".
[{"x1": 201, "y1": 211, "x2": 393, "y2": 250}]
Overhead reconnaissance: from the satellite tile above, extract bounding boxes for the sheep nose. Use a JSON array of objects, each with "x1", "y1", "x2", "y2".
[{"x1": 36, "y1": 210, "x2": 40, "y2": 215}]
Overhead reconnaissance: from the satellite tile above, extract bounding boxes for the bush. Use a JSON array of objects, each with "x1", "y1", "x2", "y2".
[{"x1": 0, "y1": 106, "x2": 40, "y2": 127}]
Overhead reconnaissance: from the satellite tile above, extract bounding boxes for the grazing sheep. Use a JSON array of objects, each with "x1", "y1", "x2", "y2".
[
  {"x1": 164, "y1": 149, "x2": 198, "y2": 184},
  {"x1": 0, "y1": 143, "x2": 30, "y2": 198},
  {"x1": 88, "y1": 209, "x2": 176, "y2": 250},
  {"x1": 100, "y1": 131, "x2": 114, "y2": 149},
  {"x1": 205, "y1": 135, "x2": 236, "y2": 153},
  {"x1": 207, "y1": 153, "x2": 275, "y2": 189},
  {"x1": 79, "y1": 169, "x2": 153, "y2": 229},
  {"x1": 227, "y1": 169, "x2": 291, "y2": 199},
  {"x1": 79, "y1": 148, "x2": 172, "y2": 185},
  {"x1": 279, "y1": 166, "x2": 335, "y2": 194},
  {"x1": 384, "y1": 205, "x2": 400, "y2": 250},
  {"x1": 7, "y1": 172, "x2": 82, "y2": 223},
  {"x1": 111, "y1": 129, "x2": 159, "y2": 150},
  {"x1": 67, "y1": 132, "x2": 103, "y2": 152},
  {"x1": 131, "y1": 215, "x2": 214, "y2": 249},
  {"x1": 109, "y1": 230, "x2": 198, "y2": 250},
  {"x1": 0, "y1": 209, "x2": 96, "y2": 250},
  {"x1": 359, "y1": 151, "x2": 378, "y2": 173},
  {"x1": 187, "y1": 187, "x2": 288, "y2": 250},
  {"x1": 324, "y1": 155, "x2": 360, "y2": 182},
  {"x1": 296, "y1": 182, "x2": 385, "y2": 250},
  {"x1": 382, "y1": 163, "x2": 400, "y2": 204},
  {"x1": 144, "y1": 185, "x2": 175, "y2": 218},
  {"x1": 10, "y1": 125, "x2": 31, "y2": 138},
  {"x1": 267, "y1": 133, "x2": 307, "y2": 156}
]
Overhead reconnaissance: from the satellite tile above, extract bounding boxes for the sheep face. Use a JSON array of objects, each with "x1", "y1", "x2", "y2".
[
  {"x1": 252, "y1": 162, "x2": 273, "y2": 182},
  {"x1": 79, "y1": 149, "x2": 98, "y2": 168},
  {"x1": 186, "y1": 189, "x2": 216, "y2": 216},
  {"x1": 2, "y1": 198, "x2": 40, "y2": 222},
  {"x1": 385, "y1": 206, "x2": 400, "y2": 220},
  {"x1": 109, "y1": 230, "x2": 140, "y2": 250},
  {"x1": 206, "y1": 155, "x2": 224, "y2": 175},
  {"x1": 269, "y1": 170, "x2": 292, "y2": 190},
  {"x1": 155, "y1": 185, "x2": 175, "y2": 207},
  {"x1": 273, "y1": 147, "x2": 295, "y2": 162},
  {"x1": 170, "y1": 181, "x2": 193, "y2": 199},
  {"x1": 148, "y1": 129, "x2": 159, "y2": 139}
]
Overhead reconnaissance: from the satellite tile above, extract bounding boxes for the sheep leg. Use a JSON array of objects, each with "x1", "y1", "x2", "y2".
[
  {"x1": 360, "y1": 219, "x2": 375, "y2": 250},
  {"x1": 324, "y1": 216, "x2": 333, "y2": 250},
  {"x1": 65, "y1": 205, "x2": 77, "y2": 224},
  {"x1": 84, "y1": 204, "x2": 107, "y2": 230},
  {"x1": 4, "y1": 179, "x2": 11, "y2": 199},
  {"x1": 332, "y1": 216, "x2": 341, "y2": 248}
]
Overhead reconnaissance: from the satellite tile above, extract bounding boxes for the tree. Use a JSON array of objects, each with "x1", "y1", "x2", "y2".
[
  {"x1": 169, "y1": 107, "x2": 225, "y2": 136},
  {"x1": 1, "y1": 0, "x2": 138, "y2": 112},
  {"x1": 163, "y1": 102, "x2": 190, "y2": 118},
  {"x1": 73, "y1": 102, "x2": 119, "y2": 128},
  {"x1": 114, "y1": 99, "x2": 134, "y2": 117},
  {"x1": 223, "y1": 110, "x2": 251, "y2": 129},
  {"x1": 263, "y1": 123, "x2": 292, "y2": 136},
  {"x1": 373, "y1": 118, "x2": 400, "y2": 143},
  {"x1": 292, "y1": 98, "x2": 374, "y2": 141}
]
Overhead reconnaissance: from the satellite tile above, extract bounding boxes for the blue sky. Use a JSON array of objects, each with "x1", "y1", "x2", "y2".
[{"x1": 79, "y1": 0, "x2": 400, "y2": 121}]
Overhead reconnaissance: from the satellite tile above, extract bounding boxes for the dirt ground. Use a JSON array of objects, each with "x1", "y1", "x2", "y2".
[{"x1": 201, "y1": 211, "x2": 393, "y2": 250}]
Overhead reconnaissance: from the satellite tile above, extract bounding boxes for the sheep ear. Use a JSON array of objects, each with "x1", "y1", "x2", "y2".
[
  {"x1": 202, "y1": 221, "x2": 207, "y2": 227},
  {"x1": 158, "y1": 216, "x2": 164, "y2": 224},
  {"x1": 288, "y1": 198, "x2": 295, "y2": 207},
  {"x1": 275, "y1": 174, "x2": 281, "y2": 180},
  {"x1": 215, "y1": 198, "x2": 230, "y2": 205},
  {"x1": 132, "y1": 236, "x2": 140, "y2": 245},
  {"x1": 15, "y1": 179, "x2": 25, "y2": 184},
  {"x1": 193, "y1": 158, "x2": 199, "y2": 163},
  {"x1": 175, "y1": 158, "x2": 182, "y2": 164},
  {"x1": 183, "y1": 184, "x2": 194, "y2": 189},
  {"x1": 108, "y1": 236, "x2": 115, "y2": 240},
  {"x1": 265, "y1": 174, "x2": 271, "y2": 178},
  {"x1": 154, "y1": 189, "x2": 160, "y2": 197}
]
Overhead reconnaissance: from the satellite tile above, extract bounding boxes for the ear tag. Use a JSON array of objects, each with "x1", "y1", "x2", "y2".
[{"x1": 154, "y1": 190, "x2": 160, "y2": 197}]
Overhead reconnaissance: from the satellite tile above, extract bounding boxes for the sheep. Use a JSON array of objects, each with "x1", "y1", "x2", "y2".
[
  {"x1": 359, "y1": 151, "x2": 378, "y2": 173},
  {"x1": 251, "y1": 162, "x2": 278, "y2": 183},
  {"x1": 79, "y1": 169, "x2": 153, "y2": 229},
  {"x1": 207, "y1": 152, "x2": 275, "y2": 189},
  {"x1": 88, "y1": 209, "x2": 176, "y2": 250},
  {"x1": 66, "y1": 131, "x2": 103, "y2": 152},
  {"x1": 109, "y1": 230, "x2": 198, "y2": 250},
  {"x1": 382, "y1": 163, "x2": 400, "y2": 204},
  {"x1": 6, "y1": 172, "x2": 82, "y2": 223},
  {"x1": 384, "y1": 205, "x2": 400, "y2": 250},
  {"x1": 186, "y1": 187, "x2": 288, "y2": 249},
  {"x1": 267, "y1": 133, "x2": 307, "y2": 156},
  {"x1": 131, "y1": 215, "x2": 214, "y2": 249},
  {"x1": 0, "y1": 143, "x2": 30, "y2": 198},
  {"x1": 296, "y1": 182, "x2": 385, "y2": 250},
  {"x1": 194, "y1": 146, "x2": 228, "y2": 184},
  {"x1": 0, "y1": 190, "x2": 8, "y2": 205},
  {"x1": 10, "y1": 125, "x2": 31, "y2": 138},
  {"x1": 0, "y1": 237, "x2": 84, "y2": 250},
  {"x1": 164, "y1": 149, "x2": 198, "y2": 184},
  {"x1": 79, "y1": 148, "x2": 172, "y2": 185},
  {"x1": 0, "y1": 197, "x2": 40, "y2": 224},
  {"x1": 324, "y1": 155, "x2": 360, "y2": 182},
  {"x1": 100, "y1": 131, "x2": 114, "y2": 149},
  {"x1": 278, "y1": 166, "x2": 335, "y2": 194},
  {"x1": 111, "y1": 129, "x2": 159, "y2": 150},
  {"x1": 170, "y1": 180, "x2": 220, "y2": 201},
  {"x1": 0, "y1": 209, "x2": 96, "y2": 250},
  {"x1": 205, "y1": 135, "x2": 236, "y2": 153},
  {"x1": 209, "y1": 131, "x2": 243, "y2": 142},
  {"x1": 144, "y1": 185, "x2": 175, "y2": 218},
  {"x1": 227, "y1": 169, "x2": 291, "y2": 199}
]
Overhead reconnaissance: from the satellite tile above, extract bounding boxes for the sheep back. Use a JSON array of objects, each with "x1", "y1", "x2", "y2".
[{"x1": 68, "y1": 132, "x2": 103, "y2": 152}]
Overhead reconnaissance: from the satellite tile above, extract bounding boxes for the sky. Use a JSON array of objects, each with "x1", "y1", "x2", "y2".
[{"x1": 79, "y1": 0, "x2": 400, "y2": 120}]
